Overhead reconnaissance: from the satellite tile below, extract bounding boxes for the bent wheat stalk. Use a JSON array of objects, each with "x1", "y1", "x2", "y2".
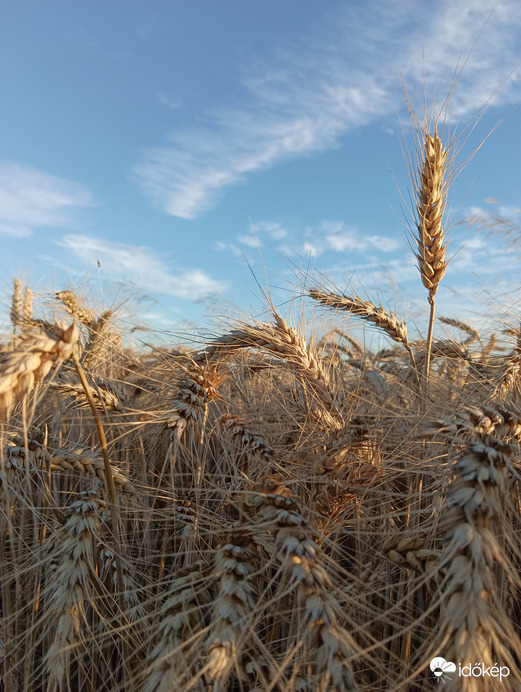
[
  {"x1": 71, "y1": 352, "x2": 127, "y2": 640},
  {"x1": 309, "y1": 289, "x2": 417, "y2": 373}
]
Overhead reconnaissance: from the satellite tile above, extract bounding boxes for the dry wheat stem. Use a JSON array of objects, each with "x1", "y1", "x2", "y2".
[{"x1": 70, "y1": 351, "x2": 129, "y2": 650}]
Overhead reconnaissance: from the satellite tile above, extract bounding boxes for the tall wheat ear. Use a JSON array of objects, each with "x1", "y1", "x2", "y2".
[
  {"x1": 401, "y1": 71, "x2": 501, "y2": 388},
  {"x1": 403, "y1": 97, "x2": 451, "y2": 388}
]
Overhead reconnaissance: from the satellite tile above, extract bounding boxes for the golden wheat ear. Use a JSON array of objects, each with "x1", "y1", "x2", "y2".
[
  {"x1": 0, "y1": 322, "x2": 78, "y2": 421},
  {"x1": 415, "y1": 130, "x2": 449, "y2": 299}
]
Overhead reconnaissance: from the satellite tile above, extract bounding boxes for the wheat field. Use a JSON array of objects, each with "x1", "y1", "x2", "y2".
[{"x1": 1, "y1": 102, "x2": 520, "y2": 692}]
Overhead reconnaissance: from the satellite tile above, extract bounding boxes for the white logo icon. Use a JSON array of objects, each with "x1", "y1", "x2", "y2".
[{"x1": 430, "y1": 657, "x2": 456, "y2": 679}]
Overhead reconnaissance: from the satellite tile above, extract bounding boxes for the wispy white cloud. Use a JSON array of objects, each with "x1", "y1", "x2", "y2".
[
  {"x1": 278, "y1": 220, "x2": 401, "y2": 258},
  {"x1": 231, "y1": 221, "x2": 289, "y2": 250},
  {"x1": 0, "y1": 162, "x2": 93, "y2": 237},
  {"x1": 58, "y1": 234, "x2": 227, "y2": 300},
  {"x1": 214, "y1": 240, "x2": 243, "y2": 256},
  {"x1": 133, "y1": 0, "x2": 521, "y2": 219},
  {"x1": 249, "y1": 221, "x2": 288, "y2": 241},
  {"x1": 463, "y1": 203, "x2": 521, "y2": 224},
  {"x1": 237, "y1": 234, "x2": 260, "y2": 248},
  {"x1": 324, "y1": 231, "x2": 399, "y2": 254},
  {"x1": 218, "y1": 218, "x2": 400, "y2": 260},
  {"x1": 156, "y1": 91, "x2": 183, "y2": 110}
]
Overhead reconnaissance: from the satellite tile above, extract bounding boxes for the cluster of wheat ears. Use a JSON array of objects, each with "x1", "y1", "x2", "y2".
[{"x1": 1, "y1": 94, "x2": 521, "y2": 692}]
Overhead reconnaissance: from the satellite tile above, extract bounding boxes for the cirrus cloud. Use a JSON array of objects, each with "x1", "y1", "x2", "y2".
[
  {"x1": 133, "y1": 0, "x2": 521, "y2": 220},
  {"x1": 57, "y1": 234, "x2": 227, "y2": 300},
  {"x1": 0, "y1": 162, "x2": 93, "y2": 237}
]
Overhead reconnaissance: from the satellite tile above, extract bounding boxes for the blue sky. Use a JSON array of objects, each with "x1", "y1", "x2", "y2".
[{"x1": 2, "y1": 0, "x2": 521, "y2": 339}]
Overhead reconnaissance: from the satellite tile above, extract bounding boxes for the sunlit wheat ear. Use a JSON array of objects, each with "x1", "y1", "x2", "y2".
[
  {"x1": 2, "y1": 439, "x2": 135, "y2": 495},
  {"x1": 414, "y1": 127, "x2": 449, "y2": 385},
  {"x1": 56, "y1": 289, "x2": 95, "y2": 326},
  {"x1": 439, "y1": 316, "x2": 481, "y2": 347},
  {"x1": 0, "y1": 322, "x2": 78, "y2": 421},
  {"x1": 165, "y1": 362, "x2": 225, "y2": 446},
  {"x1": 21, "y1": 286, "x2": 33, "y2": 331},
  {"x1": 434, "y1": 435, "x2": 521, "y2": 688},
  {"x1": 309, "y1": 289, "x2": 416, "y2": 367},
  {"x1": 145, "y1": 563, "x2": 211, "y2": 692},
  {"x1": 10, "y1": 278, "x2": 22, "y2": 332},
  {"x1": 247, "y1": 482, "x2": 359, "y2": 691},
  {"x1": 415, "y1": 131, "x2": 448, "y2": 298},
  {"x1": 199, "y1": 312, "x2": 343, "y2": 428},
  {"x1": 206, "y1": 531, "x2": 258, "y2": 684},
  {"x1": 43, "y1": 491, "x2": 109, "y2": 691},
  {"x1": 55, "y1": 379, "x2": 124, "y2": 411},
  {"x1": 425, "y1": 402, "x2": 521, "y2": 444}
]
